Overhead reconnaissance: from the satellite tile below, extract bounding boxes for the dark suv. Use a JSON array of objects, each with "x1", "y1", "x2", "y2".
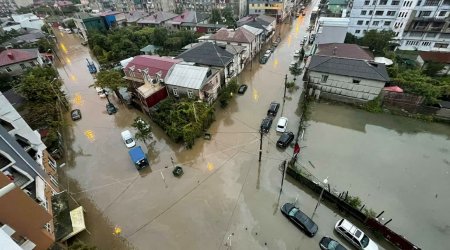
[
  {"x1": 260, "y1": 117, "x2": 273, "y2": 133},
  {"x1": 267, "y1": 102, "x2": 280, "y2": 116},
  {"x1": 277, "y1": 132, "x2": 294, "y2": 148}
]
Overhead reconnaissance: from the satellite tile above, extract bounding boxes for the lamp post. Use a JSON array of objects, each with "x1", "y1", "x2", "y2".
[{"x1": 311, "y1": 177, "x2": 328, "y2": 219}]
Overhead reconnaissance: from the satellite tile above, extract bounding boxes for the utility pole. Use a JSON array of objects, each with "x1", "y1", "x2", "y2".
[
  {"x1": 280, "y1": 160, "x2": 287, "y2": 193},
  {"x1": 258, "y1": 131, "x2": 263, "y2": 162}
]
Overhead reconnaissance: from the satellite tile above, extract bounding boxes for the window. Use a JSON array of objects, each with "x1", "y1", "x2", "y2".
[
  {"x1": 353, "y1": 79, "x2": 361, "y2": 84},
  {"x1": 20, "y1": 63, "x2": 26, "y2": 69},
  {"x1": 409, "y1": 32, "x2": 423, "y2": 37},
  {"x1": 384, "y1": 21, "x2": 391, "y2": 26},
  {"x1": 173, "y1": 88, "x2": 178, "y2": 96},
  {"x1": 5, "y1": 67, "x2": 12, "y2": 72},
  {"x1": 439, "y1": 33, "x2": 450, "y2": 39},
  {"x1": 417, "y1": 0, "x2": 422, "y2": 5},
  {"x1": 30, "y1": 61, "x2": 36, "y2": 66},
  {"x1": 375, "y1": 11, "x2": 384, "y2": 16},
  {"x1": 387, "y1": 11, "x2": 396, "y2": 16},
  {"x1": 355, "y1": 30, "x2": 361, "y2": 34},
  {"x1": 48, "y1": 159, "x2": 57, "y2": 170},
  {"x1": 50, "y1": 175, "x2": 58, "y2": 187},
  {"x1": 372, "y1": 0, "x2": 376, "y2": 4},
  {"x1": 427, "y1": 33, "x2": 437, "y2": 38},
  {"x1": 365, "y1": 21, "x2": 370, "y2": 25},
  {"x1": 392, "y1": 0, "x2": 399, "y2": 5},
  {"x1": 372, "y1": 21, "x2": 380, "y2": 25},
  {"x1": 419, "y1": 11, "x2": 431, "y2": 17},
  {"x1": 434, "y1": 43, "x2": 449, "y2": 48},
  {"x1": 361, "y1": 10, "x2": 367, "y2": 15},
  {"x1": 369, "y1": 10, "x2": 373, "y2": 15},
  {"x1": 321, "y1": 75, "x2": 328, "y2": 83},
  {"x1": 422, "y1": 41, "x2": 431, "y2": 46},
  {"x1": 357, "y1": 20, "x2": 363, "y2": 25},
  {"x1": 424, "y1": 0, "x2": 439, "y2": 5},
  {"x1": 364, "y1": 0, "x2": 370, "y2": 4},
  {"x1": 187, "y1": 90, "x2": 193, "y2": 98},
  {"x1": 439, "y1": 11, "x2": 447, "y2": 16},
  {"x1": 379, "y1": 0, "x2": 387, "y2": 4}
]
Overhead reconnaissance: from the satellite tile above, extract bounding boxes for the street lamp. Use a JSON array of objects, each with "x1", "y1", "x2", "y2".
[{"x1": 311, "y1": 177, "x2": 328, "y2": 219}]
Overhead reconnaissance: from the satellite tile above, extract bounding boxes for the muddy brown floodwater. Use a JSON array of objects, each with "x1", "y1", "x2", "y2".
[{"x1": 52, "y1": 1, "x2": 423, "y2": 249}]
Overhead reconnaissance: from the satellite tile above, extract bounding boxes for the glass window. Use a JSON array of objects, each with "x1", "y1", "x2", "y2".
[
  {"x1": 321, "y1": 75, "x2": 328, "y2": 83},
  {"x1": 392, "y1": 0, "x2": 399, "y2": 5},
  {"x1": 419, "y1": 11, "x2": 432, "y2": 17},
  {"x1": 5, "y1": 67, "x2": 12, "y2": 72},
  {"x1": 373, "y1": 21, "x2": 379, "y2": 25},
  {"x1": 187, "y1": 90, "x2": 193, "y2": 98},
  {"x1": 424, "y1": 0, "x2": 439, "y2": 5},
  {"x1": 387, "y1": 11, "x2": 396, "y2": 16},
  {"x1": 361, "y1": 235, "x2": 370, "y2": 248},
  {"x1": 385, "y1": 21, "x2": 391, "y2": 26},
  {"x1": 173, "y1": 88, "x2": 178, "y2": 96},
  {"x1": 353, "y1": 79, "x2": 361, "y2": 84},
  {"x1": 375, "y1": 11, "x2": 384, "y2": 15},
  {"x1": 355, "y1": 30, "x2": 361, "y2": 34},
  {"x1": 434, "y1": 43, "x2": 449, "y2": 48},
  {"x1": 361, "y1": 10, "x2": 367, "y2": 15},
  {"x1": 439, "y1": 11, "x2": 447, "y2": 16},
  {"x1": 379, "y1": 0, "x2": 387, "y2": 4},
  {"x1": 357, "y1": 20, "x2": 363, "y2": 25}
]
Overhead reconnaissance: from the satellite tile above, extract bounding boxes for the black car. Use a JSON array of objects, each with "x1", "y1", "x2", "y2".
[
  {"x1": 267, "y1": 102, "x2": 280, "y2": 116},
  {"x1": 277, "y1": 132, "x2": 294, "y2": 148},
  {"x1": 71, "y1": 109, "x2": 82, "y2": 121},
  {"x1": 106, "y1": 103, "x2": 117, "y2": 115},
  {"x1": 320, "y1": 236, "x2": 347, "y2": 250},
  {"x1": 238, "y1": 84, "x2": 248, "y2": 94},
  {"x1": 281, "y1": 203, "x2": 318, "y2": 237},
  {"x1": 260, "y1": 56, "x2": 269, "y2": 64},
  {"x1": 260, "y1": 117, "x2": 273, "y2": 133}
]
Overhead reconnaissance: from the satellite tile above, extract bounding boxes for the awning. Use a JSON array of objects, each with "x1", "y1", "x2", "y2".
[
  {"x1": 35, "y1": 176, "x2": 46, "y2": 202},
  {"x1": 60, "y1": 206, "x2": 86, "y2": 242},
  {"x1": 383, "y1": 86, "x2": 403, "y2": 93}
]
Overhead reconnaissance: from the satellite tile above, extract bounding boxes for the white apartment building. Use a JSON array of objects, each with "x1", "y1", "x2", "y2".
[
  {"x1": 248, "y1": 0, "x2": 290, "y2": 21},
  {"x1": 349, "y1": 0, "x2": 450, "y2": 51}
]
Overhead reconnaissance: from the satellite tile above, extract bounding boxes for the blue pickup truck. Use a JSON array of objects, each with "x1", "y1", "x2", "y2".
[{"x1": 128, "y1": 146, "x2": 149, "y2": 170}]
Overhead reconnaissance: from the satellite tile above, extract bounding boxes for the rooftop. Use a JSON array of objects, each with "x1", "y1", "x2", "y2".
[
  {"x1": 209, "y1": 27, "x2": 256, "y2": 44},
  {"x1": 125, "y1": 11, "x2": 149, "y2": 23},
  {"x1": 317, "y1": 43, "x2": 374, "y2": 61},
  {"x1": 328, "y1": 0, "x2": 348, "y2": 5},
  {"x1": 175, "y1": 42, "x2": 233, "y2": 67},
  {"x1": 308, "y1": 55, "x2": 390, "y2": 82},
  {"x1": 419, "y1": 51, "x2": 450, "y2": 64},
  {"x1": 137, "y1": 12, "x2": 178, "y2": 24},
  {"x1": 0, "y1": 49, "x2": 39, "y2": 67},
  {"x1": 317, "y1": 17, "x2": 350, "y2": 27},
  {"x1": 165, "y1": 64, "x2": 209, "y2": 90},
  {"x1": 125, "y1": 55, "x2": 181, "y2": 80}
]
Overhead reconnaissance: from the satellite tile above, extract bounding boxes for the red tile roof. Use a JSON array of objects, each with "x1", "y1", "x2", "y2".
[
  {"x1": 0, "y1": 49, "x2": 39, "y2": 67},
  {"x1": 419, "y1": 51, "x2": 450, "y2": 64},
  {"x1": 210, "y1": 27, "x2": 256, "y2": 44},
  {"x1": 124, "y1": 55, "x2": 181, "y2": 80},
  {"x1": 317, "y1": 43, "x2": 374, "y2": 61}
]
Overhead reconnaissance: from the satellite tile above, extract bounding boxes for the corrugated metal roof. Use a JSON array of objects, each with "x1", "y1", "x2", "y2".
[{"x1": 165, "y1": 64, "x2": 208, "y2": 90}]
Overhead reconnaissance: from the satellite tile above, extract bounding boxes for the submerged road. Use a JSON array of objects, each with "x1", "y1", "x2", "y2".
[{"x1": 56, "y1": 2, "x2": 394, "y2": 250}]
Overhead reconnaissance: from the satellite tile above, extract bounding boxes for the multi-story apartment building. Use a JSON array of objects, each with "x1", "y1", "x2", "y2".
[
  {"x1": 349, "y1": 0, "x2": 450, "y2": 51},
  {"x1": 0, "y1": 92, "x2": 59, "y2": 250},
  {"x1": 0, "y1": 0, "x2": 32, "y2": 16},
  {"x1": 248, "y1": 0, "x2": 290, "y2": 22}
]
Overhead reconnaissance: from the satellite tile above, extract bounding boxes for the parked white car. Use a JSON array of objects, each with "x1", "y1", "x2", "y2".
[
  {"x1": 264, "y1": 50, "x2": 272, "y2": 57},
  {"x1": 276, "y1": 117, "x2": 288, "y2": 132},
  {"x1": 293, "y1": 50, "x2": 300, "y2": 57},
  {"x1": 335, "y1": 219, "x2": 379, "y2": 250},
  {"x1": 121, "y1": 130, "x2": 136, "y2": 148}
]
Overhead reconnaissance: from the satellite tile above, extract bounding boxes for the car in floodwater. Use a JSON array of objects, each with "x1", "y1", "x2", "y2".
[
  {"x1": 238, "y1": 84, "x2": 248, "y2": 94},
  {"x1": 106, "y1": 103, "x2": 117, "y2": 115},
  {"x1": 276, "y1": 117, "x2": 288, "y2": 132},
  {"x1": 260, "y1": 117, "x2": 273, "y2": 133},
  {"x1": 71, "y1": 109, "x2": 82, "y2": 121},
  {"x1": 335, "y1": 219, "x2": 378, "y2": 250},
  {"x1": 277, "y1": 132, "x2": 294, "y2": 148},
  {"x1": 281, "y1": 203, "x2": 318, "y2": 237},
  {"x1": 319, "y1": 236, "x2": 347, "y2": 250},
  {"x1": 267, "y1": 102, "x2": 280, "y2": 116}
]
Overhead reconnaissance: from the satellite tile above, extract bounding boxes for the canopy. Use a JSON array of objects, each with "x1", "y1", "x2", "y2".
[
  {"x1": 383, "y1": 86, "x2": 403, "y2": 93},
  {"x1": 374, "y1": 57, "x2": 394, "y2": 66},
  {"x1": 60, "y1": 206, "x2": 86, "y2": 242}
]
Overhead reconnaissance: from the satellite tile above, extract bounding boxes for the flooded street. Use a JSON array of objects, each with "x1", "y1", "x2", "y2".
[
  {"x1": 300, "y1": 102, "x2": 450, "y2": 249},
  {"x1": 48, "y1": 0, "x2": 447, "y2": 248}
]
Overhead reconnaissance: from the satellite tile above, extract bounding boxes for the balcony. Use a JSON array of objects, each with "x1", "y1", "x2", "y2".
[{"x1": 413, "y1": 16, "x2": 446, "y2": 22}]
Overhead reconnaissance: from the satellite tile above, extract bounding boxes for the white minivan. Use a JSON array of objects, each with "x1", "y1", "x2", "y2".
[{"x1": 121, "y1": 130, "x2": 136, "y2": 148}]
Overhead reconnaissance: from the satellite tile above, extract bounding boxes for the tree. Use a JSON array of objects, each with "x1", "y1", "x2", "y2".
[
  {"x1": 15, "y1": 67, "x2": 63, "y2": 103},
  {"x1": 222, "y1": 7, "x2": 235, "y2": 26},
  {"x1": 68, "y1": 241, "x2": 98, "y2": 250},
  {"x1": 423, "y1": 62, "x2": 445, "y2": 77},
  {"x1": 36, "y1": 38, "x2": 55, "y2": 53},
  {"x1": 66, "y1": 19, "x2": 76, "y2": 29},
  {"x1": 289, "y1": 62, "x2": 302, "y2": 80},
  {"x1": 94, "y1": 70, "x2": 127, "y2": 92},
  {"x1": 344, "y1": 32, "x2": 360, "y2": 44},
  {"x1": 360, "y1": 30, "x2": 395, "y2": 56},
  {"x1": 132, "y1": 117, "x2": 153, "y2": 144},
  {"x1": 152, "y1": 28, "x2": 168, "y2": 46},
  {"x1": 0, "y1": 73, "x2": 13, "y2": 92},
  {"x1": 392, "y1": 69, "x2": 442, "y2": 104},
  {"x1": 210, "y1": 9, "x2": 222, "y2": 24}
]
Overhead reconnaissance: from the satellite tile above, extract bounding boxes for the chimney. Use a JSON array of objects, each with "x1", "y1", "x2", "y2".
[
  {"x1": 7, "y1": 52, "x2": 14, "y2": 60},
  {"x1": 333, "y1": 46, "x2": 337, "y2": 55}
]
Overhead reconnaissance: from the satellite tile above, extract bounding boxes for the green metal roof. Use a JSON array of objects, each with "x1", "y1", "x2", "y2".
[{"x1": 328, "y1": 0, "x2": 347, "y2": 5}]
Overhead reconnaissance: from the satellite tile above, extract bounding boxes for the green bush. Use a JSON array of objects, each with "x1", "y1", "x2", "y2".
[
  {"x1": 364, "y1": 96, "x2": 383, "y2": 113},
  {"x1": 218, "y1": 77, "x2": 239, "y2": 108},
  {"x1": 345, "y1": 195, "x2": 362, "y2": 209}
]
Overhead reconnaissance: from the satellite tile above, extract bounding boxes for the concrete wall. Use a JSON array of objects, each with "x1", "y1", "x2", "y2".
[
  {"x1": 0, "y1": 174, "x2": 54, "y2": 250},
  {"x1": 0, "y1": 59, "x2": 40, "y2": 77},
  {"x1": 309, "y1": 71, "x2": 385, "y2": 101},
  {"x1": 166, "y1": 71, "x2": 221, "y2": 102}
]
